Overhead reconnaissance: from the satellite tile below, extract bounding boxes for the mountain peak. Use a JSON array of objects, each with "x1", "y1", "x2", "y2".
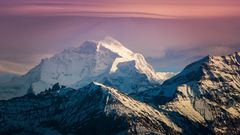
[
  {"x1": 102, "y1": 36, "x2": 123, "y2": 46},
  {"x1": 164, "y1": 51, "x2": 240, "y2": 85},
  {"x1": 77, "y1": 37, "x2": 133, "y2": 58},
  {"x1": 98, "y1": 37, "x2": 133, "y2": 58}
]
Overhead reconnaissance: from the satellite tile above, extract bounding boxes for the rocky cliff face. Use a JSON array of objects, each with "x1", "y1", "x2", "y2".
[{"x1": 159, "y1": 52, "x2": 240, "y2": 134}]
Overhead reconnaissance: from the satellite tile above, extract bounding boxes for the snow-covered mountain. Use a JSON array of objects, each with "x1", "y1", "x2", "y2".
[
  {"x1": 157, "y1": 52, "x2": 240, "y2": 134},
  {"x1": 0, "y1": 37, "x2": 162, "y2": 100},
  {"x1": 0, "y1": 36, "x2": 239, "y2": 134},
  {"x1": 0, "y1": 82, "x2": 181, "y2": 135}
]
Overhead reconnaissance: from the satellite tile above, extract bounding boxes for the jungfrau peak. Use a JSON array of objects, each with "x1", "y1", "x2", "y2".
[{"x1": 0, "y1": 37, "x2": 161, "y2": 99}]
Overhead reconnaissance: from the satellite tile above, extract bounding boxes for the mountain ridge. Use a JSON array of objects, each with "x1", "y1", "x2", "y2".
[
  {"x1": 0, "y1": 37, "x2": 239, "y2": 134},
  {"x1": 0, "y1": 82, "x2": 181, "y2": 135},
  {"x1": 157, "y1": 51, "x2": 240, "y2": 134}
]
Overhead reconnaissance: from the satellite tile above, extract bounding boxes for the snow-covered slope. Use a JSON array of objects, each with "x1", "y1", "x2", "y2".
[
  {"x1": 159, "y1": 52, "x2": 240, "y2": 134},
  {"x1": 0, "y1": 82, "x2": 181, "y2": 135},
  {"x1": 156, "y1": 72, "x2": 176, "y2": 83},
  {"x1": 0, "y1": 37, "x2": 161, "y2": 100}
]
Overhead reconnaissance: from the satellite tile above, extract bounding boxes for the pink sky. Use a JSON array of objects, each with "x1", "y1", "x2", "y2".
[
  {"x1": 1, "y1": 0, "x2": 240, "y2": 18},
  {"x1": 0, "y1": 0, "x2": 240, "y2": 73}
]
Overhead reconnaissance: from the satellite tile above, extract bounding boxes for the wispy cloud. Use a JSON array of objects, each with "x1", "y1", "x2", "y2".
[
  {"x1": 0, "y1": 60, "x2": 30, "y2": 74},
  {"x1": 1, "y1": 0, "x2": 240, "y2": 19}
]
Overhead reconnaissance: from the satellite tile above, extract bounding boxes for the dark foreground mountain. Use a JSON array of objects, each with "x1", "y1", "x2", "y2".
[{"x1": 0, "y1": 82, "x2": 182, "y2": 135}]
